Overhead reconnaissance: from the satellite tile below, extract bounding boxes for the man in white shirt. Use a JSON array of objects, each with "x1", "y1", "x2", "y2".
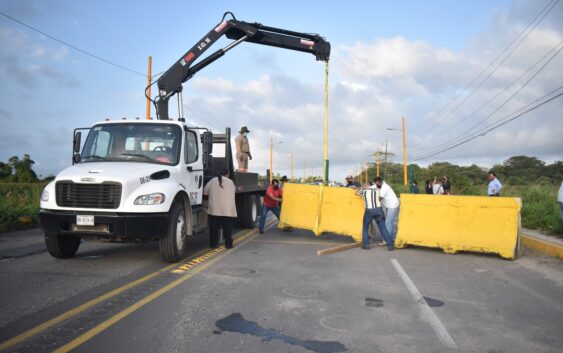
[
  {"x1": 355, "y1": 183, "x2": 393, "y2": 250},
  {"x1": 487, "y1": 172, "x2": 503, "y2": 196},
  {"x1": 374, "y1": 177, "x2": 400, "y2": 242}
]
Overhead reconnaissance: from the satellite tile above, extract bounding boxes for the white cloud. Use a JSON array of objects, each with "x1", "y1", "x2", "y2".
[{"x1": 179, "y1": 8, "x2": 563, "y2": 182}]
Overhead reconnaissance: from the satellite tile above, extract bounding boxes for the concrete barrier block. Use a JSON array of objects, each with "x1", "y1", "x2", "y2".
[
  {"x1": 280, "y1": 184, "x2": 363, "y2": 242},
  {"x1": 395, "y1": 194, "x2": 521, "y2": 260}
]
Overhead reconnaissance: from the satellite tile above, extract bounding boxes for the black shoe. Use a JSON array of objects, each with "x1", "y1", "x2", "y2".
[
  {"x1": 361, "y1": 245, "x2": 370, "y2": 250},
  {"x1": 387, "y1": 245, "x2": 394, "y2": 251},
  {"x1": 258, "y1": 230, "x2": 264, "y2": 234},
  {"x1": 226, "y1": 244, "x2": 233, "y2": 249}
]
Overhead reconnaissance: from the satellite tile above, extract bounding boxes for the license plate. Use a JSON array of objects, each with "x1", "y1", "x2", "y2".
[{"x1": 76, "y1": 215, "x2": 95, "y2": 226}]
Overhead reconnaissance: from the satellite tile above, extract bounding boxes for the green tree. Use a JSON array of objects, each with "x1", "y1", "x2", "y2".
[
  {"x1": 0, "y1": 162, "x2": 12, "y2": 181},
  {"x1": 7, "y1": 155, "x2": 38, "y2": 183}
]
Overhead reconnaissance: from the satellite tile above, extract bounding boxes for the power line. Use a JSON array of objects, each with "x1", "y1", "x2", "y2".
[
  {"x1": 416, "y1": 39, "x2": 563, "y2": 153},
  {"x1": 412, "y1": 87, "x2": 563, "y2": 161},
  {"x1": 408, "y1": 0, "x2": 560, "y2": 143},
  {"x1": 0, "y1": 10, "x2": 147, "y2": 78}
]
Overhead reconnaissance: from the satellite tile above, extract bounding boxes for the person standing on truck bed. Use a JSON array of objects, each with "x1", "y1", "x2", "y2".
[
  {"x1": 235, "y1": 126, "x2": 252, "y2": 172},
  {"x1": 259, "y1": 179, "x2": 283, "y2": 234},
  {"x1": 203, "y1": 169, "x2": 237, "y2": 249}
]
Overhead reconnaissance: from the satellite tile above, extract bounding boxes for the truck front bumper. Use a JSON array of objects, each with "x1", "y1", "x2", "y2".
[{"x1": 39, "y1": 209, "x2": 168, "y2": 240}]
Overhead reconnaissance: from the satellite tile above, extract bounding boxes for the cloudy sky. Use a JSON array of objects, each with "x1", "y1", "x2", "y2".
[{"x1": 0, "y1": 0, "x2": 561, "y2": 182}]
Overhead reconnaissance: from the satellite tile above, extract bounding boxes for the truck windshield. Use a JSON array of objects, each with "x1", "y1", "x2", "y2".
[{"x1": 81, "y1": 123, "x2": 181, "y2": 165}]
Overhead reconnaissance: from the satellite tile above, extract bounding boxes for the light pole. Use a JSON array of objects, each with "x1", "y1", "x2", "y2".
[
  {"x1": 269, "y1": 137, "x2": 283, "y2": 183},
  {"x1": 291, "y1": 151, "x2": 294, "y2": 182},
  {"x1": 387, "y1": 116, "x2": 408, "y2": 186}
]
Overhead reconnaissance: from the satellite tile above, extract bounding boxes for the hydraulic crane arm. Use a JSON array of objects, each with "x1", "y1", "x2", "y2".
[{"x1": 154, "y1": 13, "x2": 331, "y2": 120}]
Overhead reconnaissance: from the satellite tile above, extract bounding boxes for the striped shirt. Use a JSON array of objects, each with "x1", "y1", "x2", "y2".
[{"x1": 360, "y1": 188, "x2": 382, "y2": 209}]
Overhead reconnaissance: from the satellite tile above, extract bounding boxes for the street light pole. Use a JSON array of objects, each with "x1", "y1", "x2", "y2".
[
  {"x1": 376, "y1": 148, "x2": 380, "y2": 176},
  {"x1": 384, "y1": 140, "x2": 388, "y2": 179},
  {"x1": 386, "y1": 117, "x2": 408, "y2": 186},
  {"x1": 291, "y1": 151, "x2": 294, "y2": 182},
  {"x1": 402, "y1": 116, "x2": 407, "y2": 186},
  {"x1": 269, "y1": 137, "x2": 273, "y2": 183}
]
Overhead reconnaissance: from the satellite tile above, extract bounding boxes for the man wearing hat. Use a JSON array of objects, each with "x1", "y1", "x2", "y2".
[
  {"x1": 235, "y1": 126, "x2": 252, "y2": 172},
  {"x1": 345, "y1": 175, "x2": 359, "y2": 188}
]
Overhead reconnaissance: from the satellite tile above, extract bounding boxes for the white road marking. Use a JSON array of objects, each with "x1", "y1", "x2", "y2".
[{"x1": 391, "y1": 259, "x2": 458, "y2": 349}]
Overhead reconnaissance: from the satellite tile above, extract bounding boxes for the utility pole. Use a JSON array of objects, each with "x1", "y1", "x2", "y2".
[
  {"x1": 365, "y1": 161, "x2": 368, "y2": 183},
  {"x1": 269, "y1": 137, "x2": 273, "y2": 183},
  {"x1": 303, "y1": 160, "x2": 306, "y2": 183},
  {"x1": 145, "y1": 56, "x2": 152, "y2": 120},
  {"x1": 402, "y1": 116, "x2": 408, "y2": 186},
  {"x1": 376, "y1": 148, "x2": 380, "y2": 176},
  {"x1": 291, "y1": 151, "x2": 294, "y2": 182},
  {"x1": 384, "y1": 140, "x2": 388, "y2": 179}
]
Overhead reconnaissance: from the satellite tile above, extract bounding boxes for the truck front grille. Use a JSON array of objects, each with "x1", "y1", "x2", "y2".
[{"x1": 56, "y1": 181, "x2": 121, "y2": 209}]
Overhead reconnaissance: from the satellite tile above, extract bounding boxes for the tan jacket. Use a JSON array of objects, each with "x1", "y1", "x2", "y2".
[
  {"x1": 203, "y1": 177, "x2": 237, "y2": 217},
  {"x1": 235, "y1": 134, "x2": 250, "y2": 153}
]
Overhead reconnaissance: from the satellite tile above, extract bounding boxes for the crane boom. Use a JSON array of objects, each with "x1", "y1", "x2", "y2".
[{"x1": 154, "y1": 13, "x2": 331, "y2": 120}]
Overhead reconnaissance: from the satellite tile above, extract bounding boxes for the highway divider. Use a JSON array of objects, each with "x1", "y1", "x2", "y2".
[
  {"x1": 279, "y1": 184, "x2": 363, "y2": 242},
  {"x1": 395, "y1": 194, "x2": 522, "y2": 260},
  {"x1": 281, "y1": 184, "x2": 522, "y2": 260}
]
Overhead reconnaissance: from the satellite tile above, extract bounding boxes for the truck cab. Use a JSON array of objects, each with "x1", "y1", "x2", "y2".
[{"x1": 39, "y1": 119, "x2": 262, "y2": 262}]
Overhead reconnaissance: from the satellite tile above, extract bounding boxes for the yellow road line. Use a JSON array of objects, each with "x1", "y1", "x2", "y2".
[
  {"x1": 0, "y1": 260, "x2": 179, "y2": 352},
  {"x1": 52, "y1": 229, "x2": 260, "y2": 353},
  {"x1": 0, "y1": 226, "x2": 256, "y2": 351},
  {"x1": 170, "y1": 227, "x2": 258, "y2": 274}
]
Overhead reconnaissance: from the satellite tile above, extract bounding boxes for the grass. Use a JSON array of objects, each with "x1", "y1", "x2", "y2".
[{"x1": 0, "y1": 183, "x2": 44, "y2": 232}]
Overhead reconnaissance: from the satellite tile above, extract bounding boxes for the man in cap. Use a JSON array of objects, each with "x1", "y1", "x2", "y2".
[
  {"x1": 345, "y1": 175, "x2": 359, "y2": 188},
  {"x1": 235, "y1": 126, "x2": 252, "y2": 172}
]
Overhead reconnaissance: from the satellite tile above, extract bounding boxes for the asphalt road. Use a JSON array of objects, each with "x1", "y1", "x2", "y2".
[{"x1": 1, "y1": 225, "x2": 562, "y2": 353}]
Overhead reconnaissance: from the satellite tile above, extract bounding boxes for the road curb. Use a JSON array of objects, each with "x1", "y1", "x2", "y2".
[{"x1": 521, "y1": 233, "x2": 563, "y2": 259}]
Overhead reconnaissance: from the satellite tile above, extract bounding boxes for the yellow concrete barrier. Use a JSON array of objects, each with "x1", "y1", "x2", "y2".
[
  {"x1": 279, "y1": 184, "x2": 363, "y2": 242},
  {"x1": 395, "y1": 194, "x2": 521, "y2": 260}
]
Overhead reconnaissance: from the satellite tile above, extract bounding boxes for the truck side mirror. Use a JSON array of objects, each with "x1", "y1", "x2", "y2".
[
  {"x1": 73, "y1": 132, "x2": 82, "y2": 153},
  {"x1": 202, "y1": 131, "x2": 213, "y2": 154}
]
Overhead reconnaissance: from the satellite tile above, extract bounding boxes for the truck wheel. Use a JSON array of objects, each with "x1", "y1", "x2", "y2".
[
  {"x1": 160, "y1": 201, "x2": 187, "y2": 263},
  {"x1": 44, "y1": 232, "x2": 81, "y2": 259},
  {"x1": 239, "y1": 194, "x2": 258, "y2": 229}
]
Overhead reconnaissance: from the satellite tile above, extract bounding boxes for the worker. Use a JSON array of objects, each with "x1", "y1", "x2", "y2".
[
  {"x1": 345, "y1": 175, "x2": 359, "y2": 188},
  {"x1": 203, "y1": 169, "x2": 237, "y2": 249},
  {"x1": 374, "y1": 176, "x2": 400, "y2": 243},
  {"x1": 355, "y1": 182, "x2": 393, "y2": 250},
  {"x1": 235, "y1": 126, "x2": 252, "y2": 172},
  {"x1": 258, "y1": 178, "x2": 283, "y2": 234}
]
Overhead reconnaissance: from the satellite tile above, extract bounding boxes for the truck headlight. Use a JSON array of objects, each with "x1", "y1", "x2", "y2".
[
  {"x1": 134, "y1": 193, "x2": 165, "y2": 205},
  {"x1": 41, "y1": 189, "x2": 49, "y2": 202}
]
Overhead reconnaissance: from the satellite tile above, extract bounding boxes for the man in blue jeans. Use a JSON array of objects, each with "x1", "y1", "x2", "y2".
[
  {"x1": 258, "y1": 179, "x2": 283, "y2": 234},
  {"x1": 356, "y1": 183, "x2": 393, "y2": 250}
]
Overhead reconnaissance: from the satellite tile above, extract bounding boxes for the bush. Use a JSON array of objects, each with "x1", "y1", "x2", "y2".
[{"x1": 0, "y1": 183, "x2": 45, "y2": 232}]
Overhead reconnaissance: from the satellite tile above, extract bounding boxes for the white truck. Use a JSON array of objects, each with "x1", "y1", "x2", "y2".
[{"x1": 39, "y1": 12, "x2": 330, "y2": 262}]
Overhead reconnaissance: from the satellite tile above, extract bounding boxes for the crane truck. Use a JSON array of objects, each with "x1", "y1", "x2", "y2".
[{"x1": 39, "y1": 12, "x2": 331, "y2": 262}]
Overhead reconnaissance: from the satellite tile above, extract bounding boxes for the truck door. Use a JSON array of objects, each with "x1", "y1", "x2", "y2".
[{"x1": 182, "y1": 129, "x2": 204, "y2": 205}]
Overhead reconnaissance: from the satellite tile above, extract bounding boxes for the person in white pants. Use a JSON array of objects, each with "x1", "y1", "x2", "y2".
[{"x1": 374, "y1": 177, "x2": 400, "y2": 243}]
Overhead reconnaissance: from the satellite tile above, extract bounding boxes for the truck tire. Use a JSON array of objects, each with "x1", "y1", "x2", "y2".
[
  {"x1": 239, "y1": 194, "x2": 258, "y2": 229},
  {"x1": 160, "y1": 201, "x2": 187, "y2": 263},
  {"x1": 44, "y1": 232, "x2": 81, "y2": 259}
]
